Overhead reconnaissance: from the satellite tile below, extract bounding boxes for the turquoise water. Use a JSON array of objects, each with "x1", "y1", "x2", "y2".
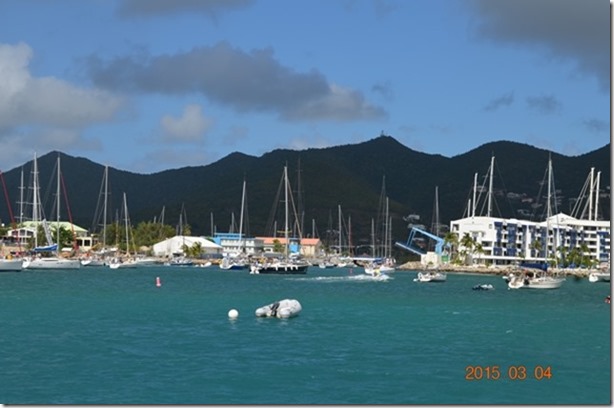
[{"x1": 0, "y1": 266, "x2": 610, "y2": 405}]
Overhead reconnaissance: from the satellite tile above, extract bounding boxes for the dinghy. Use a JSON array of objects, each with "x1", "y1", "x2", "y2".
[{"x1": 255, "y1": 299, "x2": 302, "y2": 319}]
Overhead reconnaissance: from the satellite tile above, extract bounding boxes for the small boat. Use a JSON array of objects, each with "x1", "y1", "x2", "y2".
[
  {"x1": 0, "y1": 257, "x2": 24, "y2": 272},
  {"x1": 507, "y1": 264, "x2": 564, "y2": 290},
  {"x1": 108, "y1": 257, "x2": 138, "y2": 269},
  {"x1": 165, "y1": 256, "x2": 194, "y2": 266},
  {"x1": 588, "y1": 271, "x2": 611, "y2": 283},
  {"x1": 472, "y1": 284, "x2": 494, "y2": 291},
  {"x1": 414, "y1": 271, "x2": 447, "y2": 282},
  {"x1": 255, "y1": 299, "x2": 302, "y2": 319}
]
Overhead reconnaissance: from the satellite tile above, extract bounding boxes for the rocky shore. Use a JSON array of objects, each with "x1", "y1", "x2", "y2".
[{"x1": 396, "y1": 261, "x2": 596, "y2": 278}]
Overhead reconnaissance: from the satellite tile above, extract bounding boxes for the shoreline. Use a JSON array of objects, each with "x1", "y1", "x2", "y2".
[{"x1": 395, "y1": 261, "x2": 597, "y2": 278}]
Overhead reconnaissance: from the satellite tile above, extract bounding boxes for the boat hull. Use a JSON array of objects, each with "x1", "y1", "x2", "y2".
[
  {"x1": 24, "y1": 257, "x2": 81, "y2": 270},
  {"x1": 508, "y1": 276, "x2": 565, "y2": 289},
  {"x1": 0, "y1": 258, "x2": 24, "y2": 272},
  {"x1": 254, "y1": 264, "x2": 308, "y2": 274}
]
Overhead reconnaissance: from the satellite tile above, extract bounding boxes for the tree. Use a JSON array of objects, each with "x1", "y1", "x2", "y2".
[
  {"x1": 273, "y1": 239, "x2": 284, "y2": 254},
  {"x1": 443, "y1": 231, "x2": 458, "y2": 263},
  {"x1": 460, "y1": 232, "x2": 475, "y2": 265}
]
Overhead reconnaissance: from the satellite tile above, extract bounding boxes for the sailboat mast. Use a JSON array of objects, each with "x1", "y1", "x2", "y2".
[
  {"x1": 472, "y1": 173, "x2": 477, "y2": 218},
  {"x1": 487, "y1": 155, "x2": 494, "y2": 218},
  {"x1": 123, "y1": 193, "x2": 130, "y2": 255},
  {"x1": 546, "y1": 156, "x2": 552, "y2": 260},
  {"x1": 32, "y1": 154, "x2": 39, "y2": 248},
  {"x1": 348, "y1": 215, "x2": 352, "y2": 256},
  {"x1": 18, "y1": 167, "x2": 24, "y2": 224},
  {"x1": 284, "y1": 166, "x2": 289, "y2": 259},
  {"x1": 434, "y1": 186, "x2": 440, "y2": 237},
  {"x1": 594, "y1": 171, "x2": 601, "y2": 221},
  {"x1": 588, "y1": 167, "x2": 594, "y2": 221},
  {"x1": 56, "y1": 155, "x2": 61, "y2": 255},
  {"x1": 384, "y1": 196, "x2": 390, "y2": 258},
  {"x1": 371, "y1": 218, "x2": 375, "y2": 257},
  {"x1": 238, "y1": 178, "x2": 246, "y2": 252},
  {"x1": 102, "y1": 166, "x2": 108, "y2": 249},
  {"x1": 338, "y1": 204, "x2": 342, "y2": 255}
]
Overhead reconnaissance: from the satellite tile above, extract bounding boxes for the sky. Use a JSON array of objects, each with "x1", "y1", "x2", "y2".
[{"x1": 0, "y1": 0, "x2": 610, "y2": 174}]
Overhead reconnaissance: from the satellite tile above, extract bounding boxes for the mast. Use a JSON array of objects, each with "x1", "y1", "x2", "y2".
[
  {"x1": 472, "y1": 173, "x2": 477, "y2": 218},
  {"x1": 588, "y1": 167, "x2": 594, "y2": 221},
  {"x1": 56, "y1": 155, "x2": 61, "y2": 256},
  {"x1": 594, "y1": 171, "x2": 601, "y2": 220},
  {"x1": 123, "y1": 193, "x2": 130, "y2": 255},
  {"x1": 238, "y1": 177, "x2": 246, "y2": 253},
  {"x1": 432, "y1": 185, "x2": 440, "y2": 237},
  {"x1": 32, "y1": 153, "x2": 39, "y2": 248},
  {"x1": 338, "y1": 204, "x2": 342, "y2": 255},
  {"x1": 102, "y1": 166, "x2": 108, "y2": 250},
  {"x1": 284, "y1": 166, "x2": 289, "y2": 259},
  {"x1": 487, "y1": 155, "x2": 494, "y2": 218},
  {"x1": 371, "y1": 218, "x2": 375, "y2": 258},
  {"x1": 18, "y1": 167, "x2": 24, "y2": 224},
  {"x1": 348, "y1": 214, "x2": 352, "y2": 256},
  {"x1": 384, "y1": 196, "x2": 391, "y2": 258},
  {"x1": 546, "y1": 155, "x2": 556, "y2": 264}
]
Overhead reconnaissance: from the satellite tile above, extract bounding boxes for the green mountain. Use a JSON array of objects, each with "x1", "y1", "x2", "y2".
[{"x1": 0, "y1": 136, "x2": 609, "y2": 259}]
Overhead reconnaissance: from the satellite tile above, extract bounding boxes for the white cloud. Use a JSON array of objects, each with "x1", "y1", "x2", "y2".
[
  {"x1": 0, "y1": 42, "x2": 123, "y2": 129},
  {"x1": 160, "y1": 104, "x2": 212, "y2": 142}
]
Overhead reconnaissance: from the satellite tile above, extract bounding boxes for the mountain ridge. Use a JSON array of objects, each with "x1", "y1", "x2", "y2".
[{"x1": 0, "y1": 136, "x2": 609, "y2": 258}]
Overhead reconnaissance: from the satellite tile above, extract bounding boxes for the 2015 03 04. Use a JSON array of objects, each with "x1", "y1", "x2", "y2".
[{"x1": 465, "y1": 365, "x2": 553, "y2": 381}]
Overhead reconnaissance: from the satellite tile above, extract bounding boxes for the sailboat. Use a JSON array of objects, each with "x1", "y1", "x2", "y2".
[
  {"x1": 220, "y1": 178, "x2": 249, "y2": 270},
  {"x1": 109, "y1": 193, "x2": 138, "y2": 269},
  {"x1": 82, "y1": 165, "x2": 113, "y2": 266},
  {"x1": 508, "y1": 156, "x2": 564, "y2": 290},
  {"x1": 251, "y1": 166, "x2": 308, "y2": 274},
  {"x1": 365, "y1": 177, "x2": 396, "y2": 275},
  {"x1": 23, "y1": 154, "x2": 81, "y2": 270}
]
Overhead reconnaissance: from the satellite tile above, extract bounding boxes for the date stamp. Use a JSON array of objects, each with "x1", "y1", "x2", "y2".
[{"x1": 465, "y1": 365, "x2": 553, "y2": 381}]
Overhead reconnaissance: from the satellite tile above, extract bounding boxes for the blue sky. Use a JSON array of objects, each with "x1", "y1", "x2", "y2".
[{"x1": 0, "y1": 0, "x2": 609, "y2": 174}]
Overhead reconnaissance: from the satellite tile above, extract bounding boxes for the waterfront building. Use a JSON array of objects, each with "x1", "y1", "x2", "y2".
[
  {"x1": 152, "y1": 235, "x2": 223, "y2": 258},
  {"x1": 211, "y1": 232, "x2": 264, "y2": 256},
  {"x1": 450, "y1": 213, "x2": 610, "y2": 267},
  {"x1": 2, "y1": 220, "x2": 92, "y2": 251}
]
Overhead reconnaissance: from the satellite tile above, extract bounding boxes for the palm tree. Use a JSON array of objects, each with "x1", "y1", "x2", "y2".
[
  {"x1": 460, "y1": 232, "x2": 475, "y2": 265},
  {"x1": 530, "y1": 239, "x2": 542, "y2": 259},
  {"x1": 443, "y1": 231, "x2": 458, "y2": 263},
  {"x1": 474, "y1": 242, "x2": 485, "y2": 265}
]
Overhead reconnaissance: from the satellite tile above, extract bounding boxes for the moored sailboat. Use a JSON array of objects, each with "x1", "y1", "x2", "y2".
[
  {"x1": 23, "y1": 154, "x2": 81, "y2": 270},
  {"x1": 109, "y1": 193, "x2": 138, "y2": 269},
  {"x1": 251, "y1": 166, "x2": 308, "y2": 274}
]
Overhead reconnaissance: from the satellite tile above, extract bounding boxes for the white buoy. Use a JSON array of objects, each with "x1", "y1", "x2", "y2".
[{"x1": 228, "y1": 309, "x2": 239, "y2": 319}]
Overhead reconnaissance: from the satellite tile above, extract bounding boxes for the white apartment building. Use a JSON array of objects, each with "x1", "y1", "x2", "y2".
[{"x1": 450, "y1": 213, "x2": 610, "y2": 266}]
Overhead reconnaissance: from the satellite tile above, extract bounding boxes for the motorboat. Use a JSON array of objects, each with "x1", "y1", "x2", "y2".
[
  {"x1": 414, "y1": 271, "x2": 447, "y2": 282},
  {"x1": 472, "y1": 284, "x2": 494, "y2": 291},
  {"x1": 588, "y1": 271, "x2": 611, "y2": 283},
  {"x1": 251, "y1": 260, "x2": 308, "y2": 274},
  {"x1": 255, "y1": 299, "x2": 302, "y2": 319},
  {"x1": 508, "y1": 272, "x2": 565, "y2": 289}
]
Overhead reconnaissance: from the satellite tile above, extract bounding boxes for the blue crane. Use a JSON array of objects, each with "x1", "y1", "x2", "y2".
[{"x1": 395, "y1": 227, "x2": 448, "y2": 256}]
